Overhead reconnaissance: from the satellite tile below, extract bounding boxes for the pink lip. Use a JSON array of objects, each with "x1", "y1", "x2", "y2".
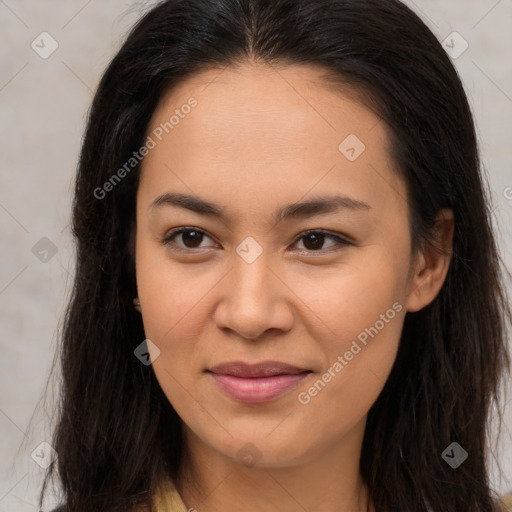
[{"x1": 207, "y1": 361, "x2": 312, "y2": 403}]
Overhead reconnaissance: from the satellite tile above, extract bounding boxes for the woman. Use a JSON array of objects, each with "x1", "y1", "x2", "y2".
[{"x1": 40, "y1": 0, "x2": 512, "y2": 511}]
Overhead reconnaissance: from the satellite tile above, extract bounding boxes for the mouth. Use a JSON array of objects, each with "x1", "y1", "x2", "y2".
[{"x1": 206, "y1": 361, "x2": 312, "y2": 403}]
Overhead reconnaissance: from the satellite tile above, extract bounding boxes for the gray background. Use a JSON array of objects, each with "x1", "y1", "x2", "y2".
[{"x1": 1, "y1": 1, "x2": 511, "y2": 510}]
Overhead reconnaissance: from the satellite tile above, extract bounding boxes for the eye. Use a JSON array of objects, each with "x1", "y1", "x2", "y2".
[
  {"x1": 162, "y1": 227, "x2": 217, "y2": 252},
  {"x1": 162, "y1": 227, "x2": 352, "y2": 254},
  {"x1": 291, "y1": 229, "x2": 352, "y2": 253}
]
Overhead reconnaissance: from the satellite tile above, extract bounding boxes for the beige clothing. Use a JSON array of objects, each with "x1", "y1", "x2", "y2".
[
  {"x1": 152, "y1": 477, "x2": 189, "y2": 512},
  {"x1": 148, "y1": 478, "x2": 512, "y2": 512}
]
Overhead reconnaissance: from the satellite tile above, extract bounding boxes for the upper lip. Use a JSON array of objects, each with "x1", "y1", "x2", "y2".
[{"x1": 207, "y1": 361, "x2": 311, "y2": 378}]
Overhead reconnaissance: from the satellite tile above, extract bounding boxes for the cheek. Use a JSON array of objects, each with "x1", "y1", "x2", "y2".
[
  {"x1": 135, "y1": 234, "x2": 217, "y2": 343},
  {"x1": 291, "y1": 249, "x2": 406, "y2": 343},
  {"x1": 135, "y1": 249, "x2": 213, "y2": 412},
  {"x1": 291, "y1": 253, "x2": 406, "y2": 414}
]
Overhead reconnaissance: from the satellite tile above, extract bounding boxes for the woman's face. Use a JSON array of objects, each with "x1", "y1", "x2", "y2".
[{"x1": 135, "y1": 61, "x2": 420, "y2": 468}]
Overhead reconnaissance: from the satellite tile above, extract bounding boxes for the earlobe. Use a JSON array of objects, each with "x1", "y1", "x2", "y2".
[{"x1": 405, "y1": 208, "x2": 454, "y2": 313}]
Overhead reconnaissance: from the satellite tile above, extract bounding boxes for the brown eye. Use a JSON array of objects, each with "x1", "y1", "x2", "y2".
[
  {"x1": 293, "y1": 230, "x2": 351, "y2": 253},
  {"x1": 179, "y1": 229, "x2": 203, "y2": 248},
  {"x1": 163, "y1": 227, "x2": 216, "y2": 251},
  {"x1": 302, "y1": 232, "x2": 326, "y2": 250}
]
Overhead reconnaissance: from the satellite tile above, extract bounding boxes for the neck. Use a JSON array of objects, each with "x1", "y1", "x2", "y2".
[{"x1": 174, "y1": 418, "x2": 375, "y2": 512}]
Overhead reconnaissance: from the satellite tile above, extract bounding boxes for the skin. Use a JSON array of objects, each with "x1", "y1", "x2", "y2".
[{"x1": 134, "y1": 60, "x2": 454, "y2": 512}]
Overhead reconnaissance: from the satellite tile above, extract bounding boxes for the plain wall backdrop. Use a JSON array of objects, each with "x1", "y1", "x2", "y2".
[{"x1": 1, "y1": 1, "x2": 511, "y2": 510}]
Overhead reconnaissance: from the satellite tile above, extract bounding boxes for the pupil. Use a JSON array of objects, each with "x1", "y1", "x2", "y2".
[
  {"x1": 304, "y1": 233, "x2": 324, "y2": 250},
  {"x1": 183, "y1": 230, "x2": 202, "y2": 247}
]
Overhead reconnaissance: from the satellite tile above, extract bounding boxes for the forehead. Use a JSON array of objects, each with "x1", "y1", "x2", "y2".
[
  {"x1": 151, "y1": 61, "x2": 381, "y2": 145},
  {"x1": 139, "y1": 61, "x2": 407, "y2": 220}
]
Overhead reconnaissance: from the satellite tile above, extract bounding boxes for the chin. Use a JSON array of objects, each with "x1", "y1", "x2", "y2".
[{"x1": 206, "y1": 429, "x2": 314, "y2": 470}]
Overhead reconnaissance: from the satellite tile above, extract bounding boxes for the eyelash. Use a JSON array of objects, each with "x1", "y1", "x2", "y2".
[{"x1": 161, "y1": 227, "x2": 352, "y2": 254}]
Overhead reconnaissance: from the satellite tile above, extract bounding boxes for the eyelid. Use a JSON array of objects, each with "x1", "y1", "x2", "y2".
[{"x1": 161, "y1": 227, "x2": 353, "y2": 253}]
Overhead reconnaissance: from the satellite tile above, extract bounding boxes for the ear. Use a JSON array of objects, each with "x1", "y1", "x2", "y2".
[{"x1": 405, "y1": 208, "x2": 454, "y2": 313}]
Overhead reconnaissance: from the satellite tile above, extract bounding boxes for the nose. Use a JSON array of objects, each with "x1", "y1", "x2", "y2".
[{"x1": 213, "y1": 251, "x2": 294, "y2": 341}]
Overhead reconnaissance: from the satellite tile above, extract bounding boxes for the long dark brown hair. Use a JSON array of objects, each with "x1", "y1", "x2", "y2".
[{"x1": 37, "y1": 0, "x2": 511, "y2": 510}]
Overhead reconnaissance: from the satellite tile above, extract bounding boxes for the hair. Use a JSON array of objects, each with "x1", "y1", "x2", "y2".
[{"x1": 37, "y1": 0, "x2": 511, "y2": 511}]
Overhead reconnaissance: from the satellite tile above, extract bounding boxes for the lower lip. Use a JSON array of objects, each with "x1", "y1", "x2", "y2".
[{"x1": 208, "y1": 372, "x2": 311, "y2": 404}]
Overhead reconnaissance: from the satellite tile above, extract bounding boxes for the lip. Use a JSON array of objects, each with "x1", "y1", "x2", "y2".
[
  {"x1": 208, "y1": 360, "x2": 311, "y2": 378},
  {"x1": 207, "y1": 361, "x2": 312, "y2": 403}
]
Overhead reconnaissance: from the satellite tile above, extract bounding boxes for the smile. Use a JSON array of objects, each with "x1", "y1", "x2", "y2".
[{"x1": 206, "y1": 360, "x2": 313, "y2": 403}]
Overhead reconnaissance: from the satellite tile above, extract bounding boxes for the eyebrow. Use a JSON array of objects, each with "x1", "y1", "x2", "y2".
[{"x1": 149, "y1": 192, "x2": 371, "y2": 224}]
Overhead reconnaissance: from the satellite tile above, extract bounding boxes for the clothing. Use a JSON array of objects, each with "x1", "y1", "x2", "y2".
[
  {"x1": 48, "y1": 479, "x2": 189, "y2": 512},
  {"x1": 148, "y1": 478, "x2": 512, "y2": 512},
  {"x1": 49, "y1": 484, "x2": 512, "y2": 511},
  {"x1": 501, "y1": 493, "x2": 512, "y2": 512},
  {"x1": 151, "y1": 477, "x2": 188, "y2": 512}
]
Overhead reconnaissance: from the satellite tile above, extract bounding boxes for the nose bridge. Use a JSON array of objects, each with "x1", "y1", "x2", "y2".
[
  {"x1": 213, "y1": 240, "x2": 292, "y2": 339},
  {"x1": 231, "y1": 243, "x2": 274, "y2": 307}
]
